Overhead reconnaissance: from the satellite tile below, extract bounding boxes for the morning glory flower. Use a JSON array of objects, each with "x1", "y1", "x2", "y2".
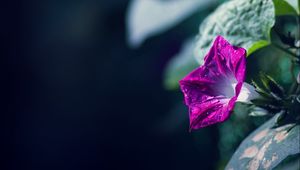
[{"x1": 179, "y1": 36, "x2": 257, "y2": 130}]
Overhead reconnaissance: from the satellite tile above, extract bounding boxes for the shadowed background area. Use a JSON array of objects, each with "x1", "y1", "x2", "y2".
[{"x1": 5, "y1": 1, "x2": 219, "y2": 170}]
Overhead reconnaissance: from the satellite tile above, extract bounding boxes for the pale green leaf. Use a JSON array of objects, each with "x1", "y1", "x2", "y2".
[
  {"x1": 249, "y1": 107, "x2": 269, "y2": 116},
  {"x1": 194, "y1": 0, "x2": 275, "y2": 62},
  {"x1": 226, "y1": 114, "x2": 300, "y2": 170}
]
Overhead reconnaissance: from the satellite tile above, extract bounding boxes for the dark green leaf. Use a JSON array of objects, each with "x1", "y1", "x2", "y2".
[
  {"x1": 259, "y1": 72, "x2": 285, "y2": 98},
  {"x1": 276, "y1": 31, "x2": 296, "y2": 48},
  {"x1": 251, "y1": 98, "x2": 273, "y2": 107},
  {"x1": 274, "y1": 111, "x2": 286, "y2": 125},
  {"x1": 251, "y1": 80, "x2": 273, "y2": 99}
]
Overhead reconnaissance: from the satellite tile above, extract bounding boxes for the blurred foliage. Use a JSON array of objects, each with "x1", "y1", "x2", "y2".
[
  {"x1": 163, "y1": 38, "x2": 198, "y2": 90},
  {"x1": 217, "y1": 103, "x2": 268, "y2": 169},
  {"x1": 126, "y1": 0, "x2": 300, "y2": 169},
  {"x1": 126, "y1": 0, "x2": 217, "y2": 47},
  {"x1": 226, "y1": 114, "x2": 300, "y2": 170}
]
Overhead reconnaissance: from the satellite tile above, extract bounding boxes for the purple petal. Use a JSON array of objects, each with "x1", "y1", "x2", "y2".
[{"x1": 179, "y1": 36, "x2": 246, "y2": 130}]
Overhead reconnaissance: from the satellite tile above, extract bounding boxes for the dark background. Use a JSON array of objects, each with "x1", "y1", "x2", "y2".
[{"x1": 4, "y1": 1, "x2": 219, "y2": 170}]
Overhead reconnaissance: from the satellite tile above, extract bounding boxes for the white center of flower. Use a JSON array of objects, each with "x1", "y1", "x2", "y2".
[
  {"x1": 219, "y1": 78, "x2": 237, "y2": 99},
  {"x1": 215, "y1": 76, "x2": 259, "y2": 103},
  {"x1": 221, "y1": 81, "x2": 258, "y2": 103},
  {"x1": 237, "y1": 83, "x2": 259, "y2": 103}
]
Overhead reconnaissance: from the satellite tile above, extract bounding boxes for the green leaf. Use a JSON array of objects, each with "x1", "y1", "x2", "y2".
[
  {"x1": 225, "y1": 114, "x2": 300, "y2": 170},
  {"x1": 259, "y1": 72, "x2": 285, "y2": 98},
  {"x1": 163, "y1": 39, "x2": 199, "y2": 90},
  {"x1": 218, "y1": 102, "x2": 256, "y2": 162},
  {"x1": 251, "y1": 99, "x2": 282, "y2": 114},
  {"x1": 299, "y1": 0, "x2": 300, "y2": 13},
  {"x1": 194, "y1": 0, "x2": 275, "y2": 62},
  {"x1": 251, "y1": 80, "x2": 273, "y2": 99},
  {"x1": 249, "y1": 107, "x2": 269, "y2": 116},
  {"x1": 247, "y1": 40, "x2": 270, "y2": 56},
  {"x1": 273, "y1": 0, "x2": 299, "y2": 15},
  {"x1": 285, "y1": 0, "x2": 300, "y2": 14},
  {"x1": 251, "y1": 98, "x2": 273, "y2": 107}
]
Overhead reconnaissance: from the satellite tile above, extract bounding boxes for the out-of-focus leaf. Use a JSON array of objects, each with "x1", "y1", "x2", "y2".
[
  {"x1": 251, "y1": 98, "x2": 272, "y2": 107},
  {"x1": 163, "y1": 38, "x2": 199, "y2": 90},
  {"x1": 126, "y1": 0, "x2": 217, "y2": 48},
  {"x1": 226, "y1": 114, "x2": 300, "y2": 170},
  {"x1": 273, "y1": 0, "x2": 299, "y2": 15},
  {"x1": 274, "y1": 154, "x2": 300, "y2": 170},
  {"x1": 251, "y1": 98, "x2": 282, "y2": 115},
  {"x1": 249, "y1": 107, "x2": 269, "y2": 117},
  {"x1": 218, "y1": 103, "x2": 256, "y2": 161},
  {"x1": 194, "y1": 0, "x2": 275, "y2": 62},
  {"x1": 217, "y1": 103, "x2": 269, "y2": 170}
]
